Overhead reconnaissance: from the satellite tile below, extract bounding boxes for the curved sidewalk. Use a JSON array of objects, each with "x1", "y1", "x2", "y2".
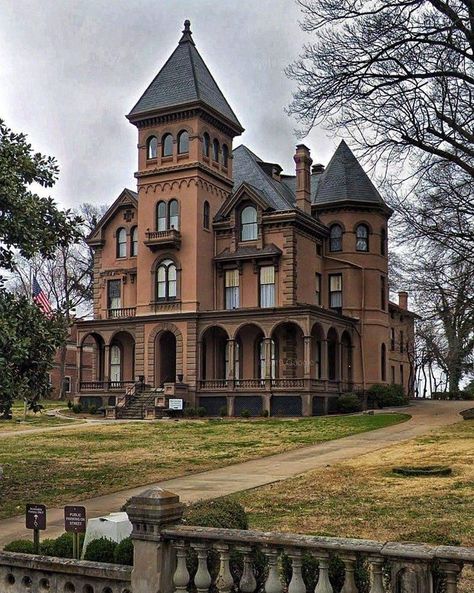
[{"x1": 0, "y1": 400, "x2": 468, "y2": 547}]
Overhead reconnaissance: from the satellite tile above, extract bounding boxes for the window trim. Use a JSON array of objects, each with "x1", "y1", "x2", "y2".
[
  {"x1": 116, "y1": 228, "x2": 127, "y2": 258},
  {"x1": 259, "y1": 265, "x2": 276, "y2": 308},
  {"x1": 329, "y1": 224, "x2": 343, "y2": 252},
  {"x1": 355, "y1": 223, "x2": 369, "y2": 252},
  {"x1": 161, "y1": 133, "x2": 173, "y2": 157},
  {"x1": 240, "y1": 205, "x2": 258, "y2": 241},
  {"x1": 224, "y1": 268, "x2": 240, "y2": 310},
  {"x1": 156, "y1": 259, "x2": 178, "y2": 301},
  {"x1": 107, "y1": 279, "x2": 122, "y2": 311},
  {"x1": 177, "y1": 130, "x2": 189, "y2": 154},
  {"x1": 168, "y1": 199, "x2": 179, "y2": 230},
  {"x1": 329, "y1": 273, "x2": 343, "y2": 312},
  {"x1": 146, "y1": 135, "x2": 158, "y2": 160}
]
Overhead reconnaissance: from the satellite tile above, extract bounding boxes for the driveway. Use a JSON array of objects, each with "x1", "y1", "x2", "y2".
[{"x1": 0, "y1": 400, "x2": 468, "y2": 548}]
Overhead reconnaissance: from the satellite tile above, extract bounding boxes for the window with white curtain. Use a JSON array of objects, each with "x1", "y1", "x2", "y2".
[
  {"x1": 107, "y1": 280, "x2": 121, "y2": 311},
  {"x1": 225, "y1": 269, "x2": 239, "y2": 309},
  {"x1": 110, "y1": 345, "x2": 121, "y2": 382},
  {"x1": 157, "y1": 202, "x2": 167, "y2": 231},
  {"x1": 169, "y1": 199, "x2": 179, "y2": 229},
  {"x1": 259, "y1": 266, "x2": 275, "y2": 307},
  {"x1": 329, "y1": 274, "x2": 342, "y2": 310},
  {"x1": 240, "y1": 206, "x2": 258, "y2": 241},
  {"x1": 117, "y1": 228, "x2": 127, "y2": 258},
  {"x1": 157, "y1": 259, "x2": 177, "y2": 300}
]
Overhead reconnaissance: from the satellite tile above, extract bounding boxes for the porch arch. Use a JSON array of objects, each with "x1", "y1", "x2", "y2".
[{"x1": 148, "y1": 323, "x2": 183, "y2": 386}]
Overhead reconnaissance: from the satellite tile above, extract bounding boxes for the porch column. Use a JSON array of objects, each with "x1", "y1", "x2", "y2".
[
  {"x1": 77, "y1": 345, "x2": 83, "y2": 392},
  {"x1": 303, "y1": 335, "x2": 312, "y2": 380},
  {"x1": 263, "y1": 338, "x2": 273, "y2": 379},
  {"x1": 103, "y1": 344, "x2": 111, "y2": 383},
  {"x1": 226, "y1": 339, "x2": 236, "y2": 383},
  {"x1": 302, "y1": 394, "x2": 312, "y2": 416},
  {"x1": 320, "y1": 339, "x2": 328, "y2": 381},
  {"x1": 338, "y1": 341, "x2": 343, "y2": 384},
  {"x1": 227, "y1": 395, "x2": 235, "y2": 417},
  {"x1": 196, "y1": 340, "x2": 202, "y2": 384}
]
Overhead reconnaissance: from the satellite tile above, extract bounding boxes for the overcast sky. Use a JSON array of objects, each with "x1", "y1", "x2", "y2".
[{"x1": 0, "y1": 0, "x2": 337, "y2": 210}]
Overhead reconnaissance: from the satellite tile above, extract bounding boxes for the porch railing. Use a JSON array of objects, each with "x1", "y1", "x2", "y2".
[
  {"x1": 79, "y1": 380, "x2": 135, "y2": 392},
  {"x1": 107, "y1": 307, "x2": 136, "y2": 319},
  {"x1": 197, "y1": 378, "x2": 356, "y2": 392}
]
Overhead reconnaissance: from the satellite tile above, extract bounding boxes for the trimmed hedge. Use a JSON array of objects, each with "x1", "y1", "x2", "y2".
[
  {"x1": 4, "y1": 540, "x2": 35, "y2": 554},
  {"x1": 184, "y1": 498, "x2": 248, "y2": 530},
  {"x1": 83, "y1": 537, "x2": 117, "y2": 563},
  {"x1": 114, "y1": 537, "x2": 134, "y2": 565},
  {"x1": 368, "y1": 384, "x2": 409, "y2": 407},
  {"x1": 336, "y1": 393, "x2": 361, "y2": 413}
]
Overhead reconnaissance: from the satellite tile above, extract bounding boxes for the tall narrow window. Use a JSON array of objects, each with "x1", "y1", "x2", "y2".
[
  {"x1": 162, "y1": 133, "x2": 173, "y2": 157},
  {"x1": 157, "y1": 201, "x2": 167, "y2": 231},
  {"x1": 110, "y1": 345, "x2": 121, "y2": 382},
  {"x1": 381, "y1": 227, "x2": 387, "y2": 256},
  {"x1": 107, "y1": 280, "x2": 121, "y2": 311},
  {"x1": 203, "y1": 133, "x2": 210, "y2": 157},
  {"x1": 225, "y1": 269, "x2": 239, "y2": 309},
  {"x1": 177, "y1": 130, "x2": 189, "y2": 154},
  {"x1": 213, "y1": 138, "x2": 220, "y2": 162},
  {"x1": 400, "y1": 330, "x2": 404, "y2": 353},
  {"x1": 157, "y1": 259, "x2": 177, "y2": 300},
  {"x1": 63, "y1": 376, "x2": 71, "y2": 393},
  {"x1": 391, "y1": 365, "x2": 396, "y2": 384},
  {"x1": 131, "y1": 226, "x2": 138, "y2": 256},
  {"x1": 222, "y1": 144, "x2": 229, "y2": 167},
  {"x1": 356, "y1": 224, "x2": 369, "y2": 251},
  {"x1": 260, "y1": 266, "x2": 275, "y2": 308},
  {"x1": 400, "y1": 364, "x2": 404, "y2": 386},
  {"x1": 390, "y1": 327, "x2": 395, "y2": 350},
  {"x1": 258, "y1": 339, "x2": 276, "y2": 379},
  {"x1": 329, "y1": 224, "x2": 342, "y2": 252},
  {"x1": 147, "y1": 136, "x2": 158, "y2": 159},
  {"x1": 381, "y1": 343, "x2": 387, "y2": 381},
  {"x1": 117, "y1": 228, "x2": 127, "y2": 258},
  {"x1": 169, "y1": 199, "x2": 179, "y2": 229},
  {"x1": 203, "y1": 201, "x2": 210, "y2": 230},
  {"x1": 329, "y1": 274, "x2": 342, "y2": 311},
  {"x1": 381, "y1": 275, "x2": 386, "y2": 310},
  {"x1": 315, "y1": 273, "x2": 322, "y2": 305},
  {"x1": 240, "y1": 206, "x2": 258, "y2": 241}
]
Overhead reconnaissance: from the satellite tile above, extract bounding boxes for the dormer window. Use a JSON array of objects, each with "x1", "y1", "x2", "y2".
[
  {"x1": 117, "y1": 228, "x2": 127, "y2": 258},
  {"x1": 240, "y1": 206, "x2": 258, "y2": 241},
  {"x1": 356, "y1": 224, "x2": 369, "y2": 251},
  {"x1": 178, "y1": 130, "x2": 189, "y2": 154},
  {"x1": 329, "y1": 224, "x2": 342, "y2": 252},
  {"x1": 203, "y1": 133, "x2": 210, "y2": 157},
  {"x1": 147, "y1": 136, "x2": 158, "y2": 159},
  {"x1": 213, "y1": 139, "x2": 220, "y2": 162},
  {"x1": 222, "y1": 144, "x2": 229, "y2": 168},
  {"x1": 162, "y1": 133, "x2": 173, "y2": 157}
]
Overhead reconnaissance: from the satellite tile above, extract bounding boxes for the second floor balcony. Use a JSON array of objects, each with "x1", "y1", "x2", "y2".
[{"x1": 144, "y1": 228, "x2": 181, "y2": 251}]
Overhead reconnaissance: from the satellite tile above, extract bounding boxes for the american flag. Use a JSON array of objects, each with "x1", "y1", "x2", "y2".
[{"x1": 32, "y1": 276, "x2": 53, "y2": 315}]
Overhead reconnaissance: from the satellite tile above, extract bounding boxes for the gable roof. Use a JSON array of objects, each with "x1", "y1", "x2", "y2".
[
  {"x1": 127, "y1": 21, "x2": 243, "y2": 132},
  {"x1": 87, "y1": 188, "x2": 138, "y2": 246},
  {"x1": 313, "y1": 140, "x2": 386, "y2": 207}
]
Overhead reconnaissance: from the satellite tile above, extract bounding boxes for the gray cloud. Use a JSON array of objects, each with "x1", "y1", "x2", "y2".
[{"x1": 0, "y1": 0, "x2": 336, "y2": 209}]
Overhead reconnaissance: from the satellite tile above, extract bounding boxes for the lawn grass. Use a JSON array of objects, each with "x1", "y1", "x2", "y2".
[
  {"x1": 231, "y1": 419, "x2": 474, "y2": 547},
  {"x1": 0, "y1": 400, "x2": 80, "y2": 433},
  {"x1": 0, "y1": 413, "x2": 407, "y2": 520}
]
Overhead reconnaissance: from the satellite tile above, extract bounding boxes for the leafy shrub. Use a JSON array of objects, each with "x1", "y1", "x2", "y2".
[
  {"x1": 67, "y1": 400, "x2": 73, "y2": 409},
  {"x1": 184, "y1": 407, "x2": 196, "y2": 417},
  {"x1": 240, "y1": 408, "x2": 251, "y2": 418},
  {"x1": 72, "y1": 403, "x2": 82, "y2": 414},
  {"x1": 88, "y1": 405, "x2": 98, "y2": 415},
  {"x1": 432, "y1": 391, "x2": 474, "y2": 401},
  {"x1": 219, "y1": 405, "x2": 228, "y2": 417},
  {"x1": 4, "y1": 539, "x2": 35, "y2": 554},
  {"x1": 184, "y1": 498, "x2": 248, "y2": 530},
  {"x1": 83, "y1": 537, "x2": 117, "y2": 564},
  {"x1": 114, "y1": 537, "x2": 134, "y2": 565},
  {"x1": 196, "y1": 406, "x2": 206, "y2": 417},
  {"x1": 336, "y1": 393, "x2": 361, "y2": 413},
  {"x1": 51, "y1": 532, "x2": 84, "y2": 558},
  {"x1": 368, "y1": 384, "x2": 408, "y2": 407}
]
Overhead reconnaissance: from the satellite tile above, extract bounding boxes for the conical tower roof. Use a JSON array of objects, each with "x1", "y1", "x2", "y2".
[{"x1": 127, "y1": 20, "x2": 243, "y2": 132}]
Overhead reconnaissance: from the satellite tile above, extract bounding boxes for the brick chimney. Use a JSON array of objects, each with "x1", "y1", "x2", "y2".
[
  {"x1": 294, "y1": 144, "x2": 312, "y2": 214},
  {"x1": 398, "y1": 291, "x2": 408, "y2": 309}
]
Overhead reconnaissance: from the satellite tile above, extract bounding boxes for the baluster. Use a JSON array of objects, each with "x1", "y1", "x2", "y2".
[
  {"x1": 315, "y1": 552, "x2": 334, "y2": 593},
  {"x1": 340, "y1": 554, "x2": 358, "y2": 593},
  {"x1": 173, "y1": 540, "x2": 190, "y2": 593},
  {"x1": 264, "y1": 548, "x2": 283, "y2": 593},
  {"x1": 368, "y1": 557, "x2": 384, "y2": 593},
  {"x1": 215, "y1": 543, "x2": 234, "y2": 593},
  {"x1": 236, "y1": 546, "x2": 257, "y2": 593},
  {"x1": 193, "y1": 542, "x2": 212, "y2": 593},
  {"x1": 439, "y1": 562, "x2": 463, "y2": 593},
  {"x1": 287, "y1": 549, "x2": 306, "y2": 593}
]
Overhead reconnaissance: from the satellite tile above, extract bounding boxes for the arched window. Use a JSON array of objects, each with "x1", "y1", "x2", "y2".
[
  {"x1": 381, "y1": 343, "x2": 387, "y2": 381},
  {"x1": 222, "y1": 144, "x2": 229, "y2": 167},
  {"x1": 329, "y1": 224, "x2": 342, "y2": 252},
  {"x1": 157, "y1": 259, "x2": 177, "y2": 300},
  {"x1": 213, "y1": 138, "x2": 220, "y2": 162},
  {"x1": 380, "y1": 227, "x2": 387, "y2": 256},
  {"x1": 147, "y1": 136, "x2": 158, "y2": 159},
  {"x1": 203, "y1": 200, "x2": 210, "y2": 230},
  {"x1": 203, "y1": 133, "x2": 210, "y2": 157},
  {"x1": 240, "y1": 205, "x2": 258, "y2": 241},
  {"x1": 117, "y1": 228, "x2": 127, "y2": 258},
  {"x1": 177, "y1": 130, "x2": 189, "y2": 154},
  {"x1": 110, "y1": 344, "x2": 121, "y2": 382},
  {"x1": 356, "y1": 224, "x2": 369, "y2": 251},
  {"x1": 157, "y1": 201, "x2": 167, "y2": 231},
  {"x1": 162, "y1": 133, "x2": 173, "y2": 157},
  {"x1": 131, "y1": 226, "x2": 138, "y2": 257},
  {"x1": 169, "y1": 199, "x2": 179, "y2": 229}
]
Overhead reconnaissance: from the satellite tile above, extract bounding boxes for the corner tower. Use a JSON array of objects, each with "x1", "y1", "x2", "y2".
[{"x1": 127, "y1": 20, "x2": 244, "y2": 314}]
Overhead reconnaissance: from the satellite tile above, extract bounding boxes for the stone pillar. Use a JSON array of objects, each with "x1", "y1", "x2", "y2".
[
  {"x1": 263, "y1": 338, "x2": 273, "y2": 379},
  {"x1": 103, "y1": 345, "x2": 111, "y2": 383},
  {"x1": 126, "y1": 488, "x2": 184, "y2": 593},
  {"x1": 77, "y1": 345, "x2": 83, "y2": 391},
  {"x1": 302, "y1": 394, "x2": 312, "y2": 417},
  {"x1": 227, "y1": 395, "x2": 235, "y2": 417},
  {"x1": 303, "y1": 336, "x2": 312, "y2": 379},
  {"x1": 320, "y1": 340, "x2": 328, "y2": 381},
  {"x1": 226, "y1": 339, "x2": 236, "y2": 381}
]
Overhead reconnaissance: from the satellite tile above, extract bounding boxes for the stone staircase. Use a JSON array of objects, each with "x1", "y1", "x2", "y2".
[{"x1": 116, "y1": 387, "x2": 163, "y2": 419}]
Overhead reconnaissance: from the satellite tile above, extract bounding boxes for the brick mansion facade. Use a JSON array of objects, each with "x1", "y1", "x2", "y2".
[{"x1": 76, "y1": 21, "x2": 416, "y2": 417}]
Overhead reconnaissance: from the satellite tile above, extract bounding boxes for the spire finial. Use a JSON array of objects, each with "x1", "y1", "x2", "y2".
[{"x1": 179, "y1": 19, "x2": 195, "y2": 45}]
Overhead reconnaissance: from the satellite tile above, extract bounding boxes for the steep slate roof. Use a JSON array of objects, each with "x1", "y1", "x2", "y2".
[
  {"x1": 128, "y1": 21, "x2": 242, "y2": 130},
  {"x1": 313, "y1": 140, "x2": 385, "y2": 206}
]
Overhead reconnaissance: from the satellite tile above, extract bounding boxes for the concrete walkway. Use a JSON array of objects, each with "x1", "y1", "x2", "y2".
[{"x1": 0, "y1": 400, "x2": 468, "y2": 547}]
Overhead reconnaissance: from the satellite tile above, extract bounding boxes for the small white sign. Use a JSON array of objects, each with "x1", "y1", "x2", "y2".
[{"x1": 169, "y1": 398, "x2": 183, "y2": 410}]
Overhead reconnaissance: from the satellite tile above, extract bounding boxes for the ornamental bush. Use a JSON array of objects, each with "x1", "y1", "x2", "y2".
[
  {"x1": 184, "y1": 498, "x2": 248, "y2": 530},
  {"x1": 336, "y1": 393, "x2": 361, "y2": 413},
  {"x1": 4, "y1": 540, "x2": 35, "y2": 554},
  {"x1": 114, "y1": 537, "x2": 134, "y2": 565},
  {"x1": 368, "y1": 384, "x2": 408, "y2": 407},
  {"x1": 83, "y1": 537, "x2": 117, "y2": 564}
]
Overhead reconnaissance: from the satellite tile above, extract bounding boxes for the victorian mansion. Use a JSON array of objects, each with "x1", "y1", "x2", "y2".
[{"x1": 76, "y1": 21, "x2": 416, "y2": 417}]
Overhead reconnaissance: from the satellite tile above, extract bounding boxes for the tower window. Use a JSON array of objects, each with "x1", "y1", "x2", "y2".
[
  {"x1": 213, "y1": 139, "x2": 220, "y2": 162},
  {"x1": 117, "y1": 228, "x2": 127, "y2": 258},
  {"x1": 329, "y1": 224, "x2": 342, "y2": 252},
  {"x1": 131, "y1": 226, "x2": 138, "y2": 257},
  {"x1": 157, "y1": 201, "x2": 167, "y2": 231},
  {"x1": 169, "y1": 199, "x2": 179, "y2": 230},
  {"x1": 222, "y1": 144, "x2": 229, "y2": 168},
  {"x1": 203, "y1": 133, "x2": 210, "y2": 157},
  {"x1": 162, "y1": 133, "x2": 173, "y2": 157},
  {"x1": 381, "y1": 275, "x2": 386, "y2": 310},
  {"x1": 147, "y1": 136, "x2": 158, "y2": 159},
  {"x1": 356, "y1": 224, "x2": 369, "y2": 251},
  {"x1": 157, "y1": 259, "x2": 177, "y2": 300},
  {"x1": 240, "y1": 205, "x2": 258, "y2": 241},
  {"x1": 329, "y1": 274, "x2": 342, "y2": 311},
  {"x1": 178, "y1": 130, "x2": 189, "y2": 154},
  {"x1": 203, "y1": 201, "x2": 210, "y2": 230},
  {"x1": 225, "y1": 269, "x2": 240, "y2": 309},
  {"x1": 381, "y1": 344, "x2": 387, "y2": 381},
  {"x1": 381, "y1": 227, "x2": 387, "y2": 256}
]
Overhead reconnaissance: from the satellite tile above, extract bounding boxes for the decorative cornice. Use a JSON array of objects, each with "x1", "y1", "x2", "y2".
[{"x1": 135, "y1": 160, "x2": 233, "y2": 188}]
